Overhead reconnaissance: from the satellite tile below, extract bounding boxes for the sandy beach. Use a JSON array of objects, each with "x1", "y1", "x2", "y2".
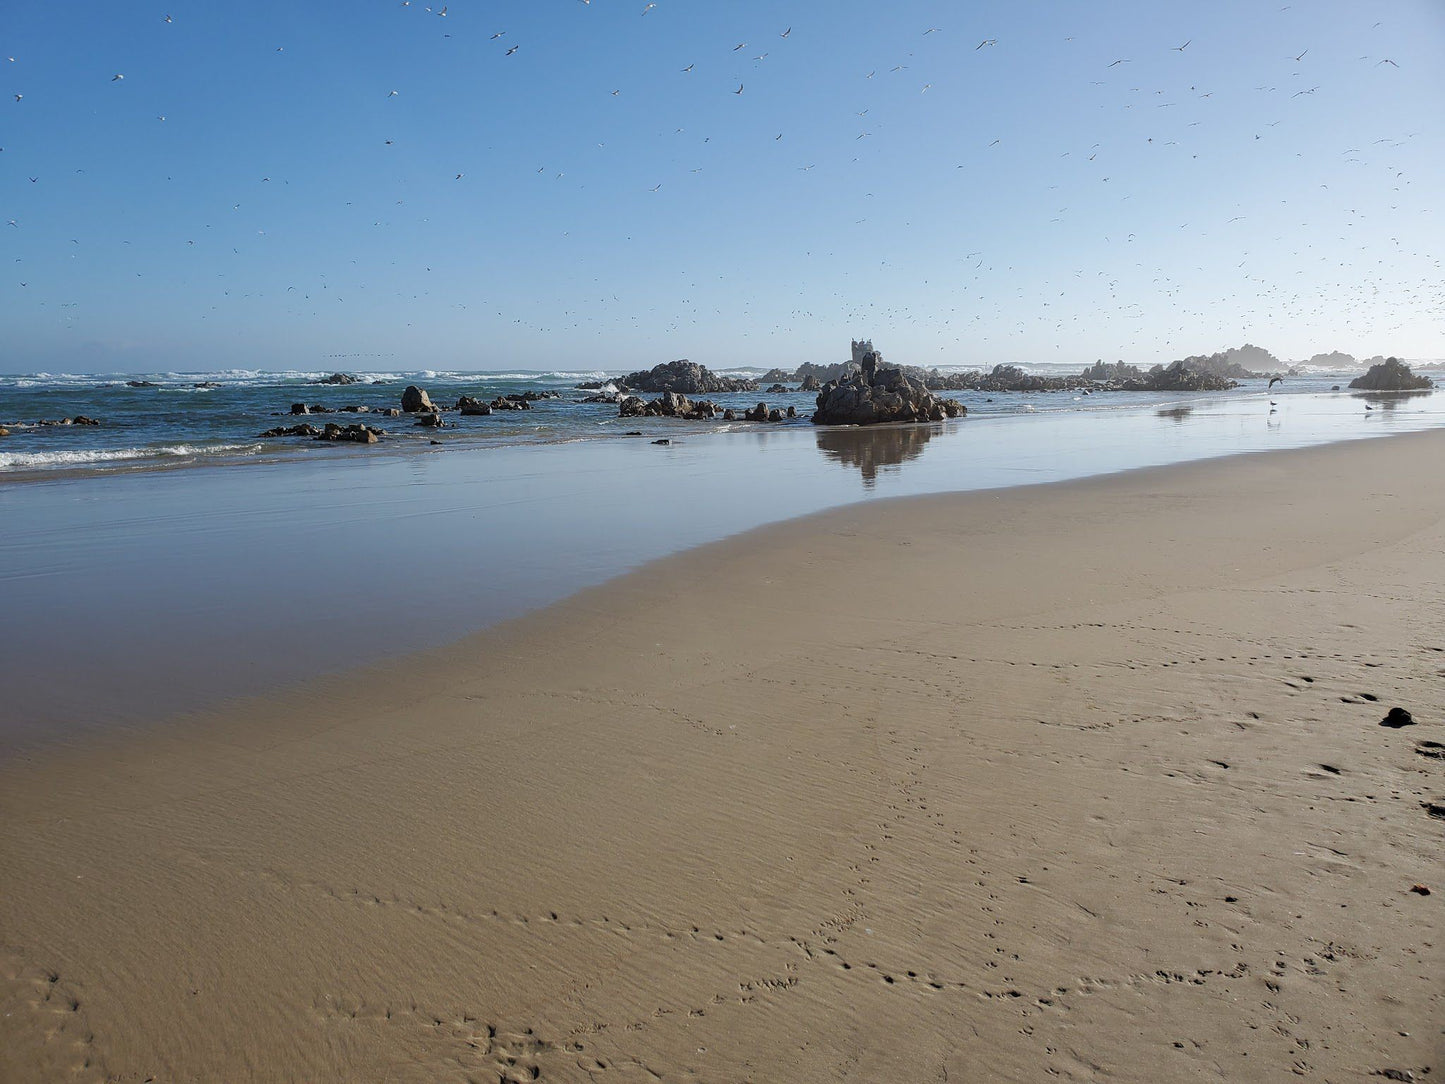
[{"x1": 2, "y1": 430, "x2": 1442, "y2": 1082}]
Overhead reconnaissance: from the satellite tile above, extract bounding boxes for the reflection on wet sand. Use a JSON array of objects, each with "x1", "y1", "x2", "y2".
[
  {"x1": 816, "y1": 423, "x2": 938, "y2": 487},
  {"x1": 1156, "y1": 406, "x2": 1193, "y2": 422},
  {"x1": 1353, "y1": 390, "x2": 1434, "y2": 412}
]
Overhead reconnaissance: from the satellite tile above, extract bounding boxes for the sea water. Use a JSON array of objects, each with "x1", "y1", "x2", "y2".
[{"x1": 0, "y1": 367, "x2": 1441, "y2": 751}]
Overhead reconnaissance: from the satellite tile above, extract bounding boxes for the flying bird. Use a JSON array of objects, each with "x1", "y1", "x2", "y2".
[
  {"x1": 112, "y1": 73, "x2": 124, "y2": 81},
  {"x1": 1293, "y1": 49, "x2": 1307, "y2": 61},
  {"x1": 1173, "y1": 39, "x2": 1191, "y2": 50},
  {"x1": 780, "y1": 27, "x2": 791, "y2": 37},
  {"x1": 925, "y1": 27, "x2": 942, "y2": 35},
  {"x1": 734, "y1": 83, "x2": 743, "y2": 93},
  {"x1": 490, "y1": 31, "x2": 505, "y2": 38},
  {"x1": 681, "y1": 63, "x2": 693, "y2": 71},
  {"x1": 641, "y1": 2, "x2": 655, "y2": 12},
  {"x1": 1268, "y1": 376, "x2": 1283, "y2": 388},
  {"x1": 976, "y1": 38, "x2": 996, "y2": 48},
  {"x1": 506, "y1": 45, "x2": 518, "y2": 55},
  {"x1": 733, "y1": 42, "x2": 747, "y2": 50}
]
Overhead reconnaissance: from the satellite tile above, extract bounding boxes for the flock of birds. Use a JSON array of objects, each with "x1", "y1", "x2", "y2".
[{"x1": 2, "y1": 5, "x2": 1438, "y2": 367}]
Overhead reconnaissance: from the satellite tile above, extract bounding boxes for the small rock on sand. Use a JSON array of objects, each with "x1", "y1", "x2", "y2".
[{"x1": 1379, "y1": 707, "x2": 1415, "y2": 728}]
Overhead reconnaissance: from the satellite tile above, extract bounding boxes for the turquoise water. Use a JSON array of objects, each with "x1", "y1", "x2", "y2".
[{"x1": 0, "y1": 377, "x2": 1440, "y2": 752}]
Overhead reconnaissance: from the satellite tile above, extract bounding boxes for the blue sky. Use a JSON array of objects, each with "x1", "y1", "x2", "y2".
[{"x1": 1, "y1": 0, "x2": 1442, "y2": 374}]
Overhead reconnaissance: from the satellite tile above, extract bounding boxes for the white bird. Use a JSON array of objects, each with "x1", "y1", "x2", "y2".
[
  {"x1": 505, "y1": 44, "x2": 518, "y2": 55},
  {"x1": 641, "y1": 2, "x2": 655, "y2": 12},
  {"x1": 164, "y1": 13, "x2": 173, "y2": 22},
  {"x1": 780, "y1": 27, "x2": 791, "y2": 38},
  {"x1": 649, "y1": 183, "x2": 661, "y2": 192},
  {"x1": 490, "y1": 31, "x2": 505, "y2": 39},
  {"x1": 925, "y1": 27, "x2": 942, "y2": 35},
  {"x1": 112, "y1": 73, "x2": 124, "y2": 81},
  {"x1": 388, "y1": 89, "x2": 398, "y2": 96},
  {"x1": 681, "y1": 63, "x2": 694, "y2": 72},
  {"x1": 976, "y1": 38, "x2": 996, "y2": 48}
]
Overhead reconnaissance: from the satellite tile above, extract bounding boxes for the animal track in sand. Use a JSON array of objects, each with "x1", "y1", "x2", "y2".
[{"x1": 0, "y1": 952, "x2": 108, "y2": 1082}]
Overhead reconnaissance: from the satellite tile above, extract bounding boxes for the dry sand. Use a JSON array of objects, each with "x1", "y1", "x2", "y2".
[{"x1": 2, "y1": 431, "x2": 1442, "y2": 1083}]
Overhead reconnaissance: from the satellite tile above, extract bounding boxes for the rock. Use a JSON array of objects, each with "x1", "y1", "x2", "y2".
[
  {"x1": 290, "y1": 402, "x2": 310, "y2": 415},
  {"x1": 767, "y1": 408, "x2": 784, "y2": 422},
  {"x1": 381, "y1": 408, "x2": 401, "y2": 417},
  {"x1": 624, "y1": 430, "x2": 643, "y2": 436},
  {"x1": 401, "y1": 385, "x2": 435, "y2": 412},
  {"x1": 745, "y1": 402, "x2": 769, "y2": 422},
  {"x1": 722, "y1": 409, "x2": 736, "y2": 421},
  {"x1": 800, "y1": 373, "x2": 821, "y2": 391},
  {"x1": 1409, "y1": 884, "x2": 1431, "y2": 896},
  {"x1": 414, "y1": 412, "x2": 444, "y2": 428},
  {"x1": 430, "y1": 439, "x2": 443, "y2": 445},
  {"x1": 314, "y1": 372, "x2": 360, "y2": 385},
  {"x1": 125, "y1": 380, "x2": 156, "y2": 388},
  {"x1": 1375, "y1": 1071, "x2": 1415, "y2": 1082},
  {"x1": 456, "y1": 396, "x2": 494, "y2": 416},
  {"x1": 652, "y1": 438, "x2": 671, "y2": 445},
  {"x1": 1380, "y1": 707, "x2": 1415, "y2": 728},
  {"x1": 490, "y1": 396, "x2": 530, "y2": 410},
  {"x1": 619, "y1": 396, "x2": 647, "y2": 417},
  {"x1": 620, "y1": 359, "x2": 758, "y2": 394},
  {"x1": 0, "y1": 426, "x2": 10, "y2": 437},
  {"x1": 786, "y1": 405, "x2": 797, "y2": 418},
  {"x1": 1349, "y1": 358, "x2": 1433, "y2": 391},
  {"x1": 341, "y1": 405, "x2": 370, "y2": 413},
  {"x1": 193, "y1": 381, "x2": 222, "y2": 389},
  {"x1": 1128, "y1": 360, "x2": 1238, "y2": 392},
  {"x1": 259, "y1": 423, "x2": 321, "y2": 437},
  {"x1": 70, "y1": 415, "x2": 100, "y2": 426},
  {"x1": 765, "y1": 383, "x2": 790, "y2": 394},
  {"x1": 813, "y1": 358, "x2": 966, "y2": 425},
  {"x1": 318, "y1": 422, "x2": 381, "y2": 443}
]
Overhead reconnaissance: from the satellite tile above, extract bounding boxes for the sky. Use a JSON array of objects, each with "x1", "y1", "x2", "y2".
[{"x1": 1, "y1": 0, "x2": 1442, "y2": 375}]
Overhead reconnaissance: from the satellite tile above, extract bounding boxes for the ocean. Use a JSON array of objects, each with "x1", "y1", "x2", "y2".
[{"x1": 0, "y1": 363, "x2": 1425, "y2": 478}]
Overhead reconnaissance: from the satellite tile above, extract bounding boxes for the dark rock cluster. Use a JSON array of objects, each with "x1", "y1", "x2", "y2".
[
  {"x1": 813, "y1": 357, "x2": 966, "y2": 426},
  {"x1": 1348, "y1": 358, "x2": 1433, "y2": 391},
  {"x1": 620, "y1": 360, "x2": 759, "y2": 394}
]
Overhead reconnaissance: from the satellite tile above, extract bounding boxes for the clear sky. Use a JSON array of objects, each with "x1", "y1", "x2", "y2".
[{"x1": 2, "y1": 0, "x2": 1442, "y2": 374}]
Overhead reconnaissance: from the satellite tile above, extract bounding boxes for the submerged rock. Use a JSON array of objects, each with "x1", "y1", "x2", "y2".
[
  {"x1": 1348, "y1": 358, "x2": 1433, "y2": 391},
  {"x1": 260, "y1": 423, "x2": 321, "y2": 437},
  {"x1": 401, "y1": 385, "x2": 435, "y2": 412},
  {"x1": 414, "y1": 412, "x2": 444, "y2": 428}
]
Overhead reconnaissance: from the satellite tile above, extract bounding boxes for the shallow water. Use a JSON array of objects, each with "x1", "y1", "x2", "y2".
[{"x1": 1, "y1": 384, "x2": 1440, "y2": 752}]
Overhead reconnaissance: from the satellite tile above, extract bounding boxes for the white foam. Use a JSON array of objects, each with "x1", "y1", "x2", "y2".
[{"x1": 0, "y1": 443, "x2": 264, "y2": 471}]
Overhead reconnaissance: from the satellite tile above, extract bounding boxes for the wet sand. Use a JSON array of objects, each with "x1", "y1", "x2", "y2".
[{"x1": 2, "y1": 430, "x2": 1442, "y2": 1082}]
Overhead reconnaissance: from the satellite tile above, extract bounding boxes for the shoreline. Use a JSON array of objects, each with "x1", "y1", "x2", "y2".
[{"x1": 2, "y1": 430, "x2": 1442, "y2": 1080}]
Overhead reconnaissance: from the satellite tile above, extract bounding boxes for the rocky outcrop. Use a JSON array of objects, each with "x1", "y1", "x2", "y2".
[
  {"x1": 621, "y1": 360, "x2": 758, "y2": 394},
  {"x1": 765, "y1": 383, "x2": 790, "y2": 394},
  {"x1": 1080, "y1": 361, "x2": 1145, "y2": 382},
  {"x1": 456, "y1": 396, "x2": 493, "y2": 416},
  {"x1": 125, "y1": 380, "x2": 156, "y2": 388},
  {"x1": 262, "y1": 422, "x2": 382, "y2": 443},
  {"x1": 401, "y1": 385, "x2": 435, "y2": 412},
  {"x1": 414, "y1": 412, "x2": 444, "y2": 428},
  {"x1": 34, "y1": 416, "x2": 101, "y2": 427},
  {"x1": 800, "y1": 373, "x2": 821, "y2": 392},
  {"x1": 813, "y1": 360, "x2": 966, "y2": 425},
  {"x1": 618, "y1": 392, "x2": 721, "y2": 419},
  {"x1": 1348, "y1": 358, "x2": 1433, "y2": 391},
  {"x1": 1127, "y1": 360, "x2": 1238, "y2": 392},
  {"x1": 313, "y1": 372, "x2": 361, "y2": 385}
]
